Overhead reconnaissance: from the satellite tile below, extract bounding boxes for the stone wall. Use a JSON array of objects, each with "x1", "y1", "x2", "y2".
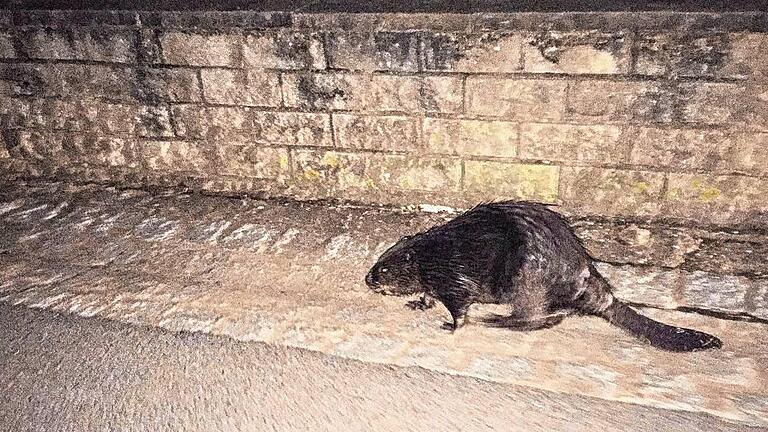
[{"x1": 1, "y1": 7, "x2": 767, "y2": 227}]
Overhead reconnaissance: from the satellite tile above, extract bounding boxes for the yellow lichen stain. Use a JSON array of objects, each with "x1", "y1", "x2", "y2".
[
  {"x1": 322, "y1": 153, "x2": 338, "y2": 167},
  {"x1": 429, "y1": 132, "x2": 446, "y2": 148},
  {"x1": 399, "y1": 176, "x2": 415, "y2": 189},
  {"x1": 699, "y1": 186, "x2": 721, "y2": 201},
  {"x1": 279, "y1": 155, "x2": 289, "y2": 169},
  {"x1": 365, "y1": 178, "x2": 375, "y2": 189},
  {"x1": 632, "y1": 181, "x2": 649, "y2": 194},
  {"x1": 303, "y1": 168, "x2": 320, "y2": 180}
]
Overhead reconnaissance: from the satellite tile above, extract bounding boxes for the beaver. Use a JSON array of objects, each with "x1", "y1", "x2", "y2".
[{"x1": 365, "y1": 201, "x2": 722, "y2": 352}]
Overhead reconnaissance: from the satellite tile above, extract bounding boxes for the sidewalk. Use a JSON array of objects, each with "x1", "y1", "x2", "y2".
[{"x1": 1, "y1": 181, "x2": 766, "y2": 427}]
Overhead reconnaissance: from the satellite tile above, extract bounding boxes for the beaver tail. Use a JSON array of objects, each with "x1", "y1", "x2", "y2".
[{"x1": 598, "y1": 300, "x2": 722, "y2": 352}]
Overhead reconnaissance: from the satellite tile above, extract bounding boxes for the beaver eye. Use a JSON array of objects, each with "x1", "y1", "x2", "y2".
[{"x1": 381, "y1": 268, "x2": 388, "y2": 273}]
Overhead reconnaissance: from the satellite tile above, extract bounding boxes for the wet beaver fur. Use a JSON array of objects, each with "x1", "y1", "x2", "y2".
[{"x1": 365, "y1": 201, "x2": 722, "y2": 352}]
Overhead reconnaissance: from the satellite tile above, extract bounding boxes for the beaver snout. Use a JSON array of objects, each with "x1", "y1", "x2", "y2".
[{"x1": 365, "y1": 269, "x2": 379, "y2": 287}]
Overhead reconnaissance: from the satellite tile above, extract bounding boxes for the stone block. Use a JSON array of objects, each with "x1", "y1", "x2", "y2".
[
  {"x1": 326, "y1": 32, "x2": 419, "y2": 72},
  {"x1": 421, "y1": 76, "x2": 463, "y2": 113},
  {"x1": 0, "y1": 32, "x2": 14, "y2": 58},
  {"x1": 722, "y1": 33, "x2": 768, "y2": 80},
  {"x1": 664, "y1": 173, "x2": 768, "y2": 225},
  {"x1": 172, "y1": 106, "x2": 251, "y2": 141},
  {"x1": 465, "y1": 78, "x2": 567, "y2": 121},
  {"x1": 519, "y1": 123, "x2": 625, "y2": 164},
  {"x1": 217, "y1": 144, "x2": 290, "y2": 180},
  {"x1": 560, "y1": 167, "x2": 664, "y2": 216},
  {"x1": 282, "y1": 72, "x2": 417, "y2": 111},
  {"x1": 137, "y1": 67, "x2": 202, "y2": 103},
  {"x1": 292, "y1": 149, "x2": 460, "y2": 199},
  {"x1": 424, "y1": 118, "x2": 517, "y2": 158},
  {"x1": 566, "y1": 80, "x2": 675, "y2": 123},
  {"x1": 0, "y1": 63, "x2": 65, "y2": 98},
  {"x1": 244, "y1": 31, "x2": 325, "y2": 70},
  {"x1": 253, "y1": 111, "x2": 333, "y2": 147},
  {"x1": 463, "y1": 161, "x2": 559, "y2": 203},
  {"x1": 682, "y1": 83, "x2": 768, "y2": 131},
  {"x1": 17, "y1": 27, "x2": 136, "y2": 63},
  {"x1": 680, "y1": 271, "x2": 749, "y2": 314},
  {"x1": 370, "y1": 155, "x2": 462, "y2": 193},
  {"x1": 283, "y1": 72, "x2": 462, "y2": 113},
  {"x1": 576, "y1": 223, "x2": 701, "y2": 268},
  {"x1": 160, "y1": 31, "x2": 240, "y2": 67},
  {"x1": 141, "y1": 140, "x2": 211, "y2": 173},
  {"x1": 201, "y1": 69, "x2": 281, "y2": 107},
  {"x1": 634, "y1": 32, "x2": 730, "y2": 78},
  {"x1": 333, "y1": 114, "x2": 420, "y2": 151},
  {"x1": 422, "y1": 32, "x2": 522, "y2": 73},
  {"x1": 8, "y1": 99, "x2": 139, "y2": 136},
  {"x1": 523, "y1": 31, "x2": 630, "y2": 74},
  {"x1": 593, "y1": 263, "x2": 681, "y2": 310},
  {"x1": 12, "y1": 132, "x2": 137, "y2": 169},
  {"x1": 136, "y1": 106, "x2": 175, "y2": 138},
  {"x1": 628, "y1": 127, "x2": 768, "y2": 175},
  {"x1": 685, "y1": 239, "x2": 768, "y2": 276}
]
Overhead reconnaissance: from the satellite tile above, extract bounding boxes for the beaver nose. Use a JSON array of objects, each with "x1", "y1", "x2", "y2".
[{"x1": 365, "y1": 270, "x2": 378, "y2": 287}]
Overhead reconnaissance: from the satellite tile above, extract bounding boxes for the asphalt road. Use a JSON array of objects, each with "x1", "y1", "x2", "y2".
[{"x1": 0, "y1": 303, "x2": 759, "y2": 432}]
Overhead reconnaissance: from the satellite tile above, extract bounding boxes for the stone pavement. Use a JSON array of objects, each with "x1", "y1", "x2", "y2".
[{"x1": 1, "y1": 181, "x2": 767, "y2": 427}]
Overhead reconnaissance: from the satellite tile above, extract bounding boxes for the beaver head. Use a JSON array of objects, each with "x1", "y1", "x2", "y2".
[{"x1": 365, "y1": 235, "x2": 423, "y2": 296}]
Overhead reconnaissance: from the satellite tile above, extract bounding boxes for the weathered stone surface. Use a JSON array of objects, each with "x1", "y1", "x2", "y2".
[
  {"x1": 465, "y1": 78, "x2": 567, "y2": 120},
  {"x1": 16, "y1": 27, "x2": 137, "y2": 63},
  {"x1": 0, "y1": 32, "x2": 14, "y2": 58},
  {"x1": 574, "y1": 222, "x2": 701, "y2": 268},
  {"x1": 201, "y1": 69, "x2": 281, "y2": 107},
  {"x1": 424, "y1": 118, "x2": 517, "y2": 158},
  {"x1": 282, "y1": 72, "x2": 416, "y2": 112},
  {"x1": 519, "y1": 123, "x2": 625, "y2": 164},
  {"x1": 172, "y1": 105, "x2": 252, "y2": 141},
  {"x1": 253, "y1": 111, "x2": 333, "y2": 147},
  {"x1": 7, "y1": 98, "x2": 138, "y2": 135},
  {"x1": 463, "y1": 161, "x2": 559, "y2": 203},
  {"x1": 523, "y1": 31, "x2": 630, "y2": 74},
  {"x1": 293, "y1": 149, "x2": 460, "y2": 202},
  {"x1": 681, "y1": 272, "x2": 750, "y2": 314},
  {"x1": 141, "y1": 140, "x2": 210, "y2": 174},
  {"x1": 0, "y1": 133, "x2": 8, "y2": 159},
  {"x1": 682, "y1": 83, "x2": 768, "y2": 131},
  {"x1": 158, "y1": 10, "x2": 291, "y2": 30},
  {"x1": 422, "y1": 32, "x2": 522, "y2": 73},
  {"x1": 684, "y1": 239, "x2": 768, "y2": 277},
  {"x1": 664, "y1": 174, "x2": 768, "y2": 226},
  {"x1": 370, "y1": 154, "x2": 462, "y2": 193},
  {"x1": 244, "y1": 31, "x2": 325, "y2": 70},
  {"x1": 0, "y1": 63, "x2": 138, "y2": 101},
  {"x1": 326, "y1": 32, "x2": 419, "y2": 72},
  {"x1": 333, "y1": 114, "x2": 420, "y2": 151},
  {"x1": 560, "y1": 167, "x2": 664, "y2": 216},
  {"x1": 755, "y1": 280, "x2": 768, "y2": 318},
  {"x1": 566, "y1": 80, "x2": 675, "y2": 123},
  {"x1": 136, "y1": 105, "x2": 175, "y2": 138},
  {"x1": 160, "y1": 31, "x2": 240, "y2": 67},
  {"x1": 12, "y1": 131, "x2": 137, "y2": 169},
  {"x1": 217, "y1": 144, "x2": 290, "y2": 180},
  {"x1": 634, "y1": 32, "x2": 730, "y2": 78},
  {"x1": 722, "y1": 32, "x2": 768, "y2": 80},
  {"x1": 137, "y1": 67, "x2": 202, "y2": 103},
  {"x1": 597, "y1": 261, "x2": 679, "y2": 305},
  {"x1": 420, "y1": 76, "x2": 463, "y2": 113},
  {"x1": 629, "y1": 127, "x2": 768, "y2": 175}
]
